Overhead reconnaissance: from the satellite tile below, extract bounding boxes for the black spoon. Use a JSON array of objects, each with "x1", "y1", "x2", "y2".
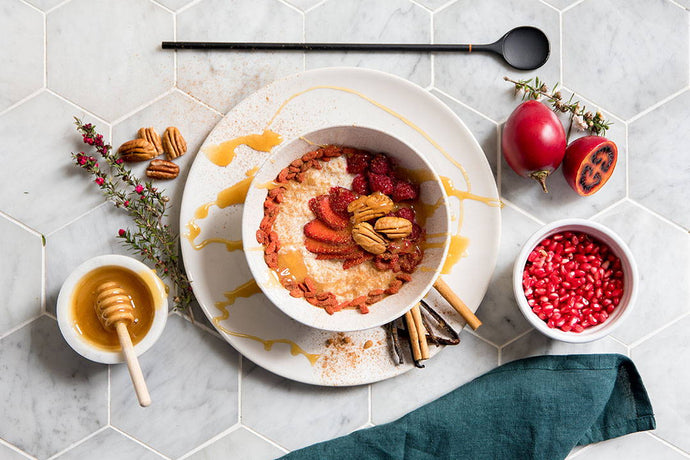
[{"x1": 162, "y1": 26, "x2": 550, "y2": 71}]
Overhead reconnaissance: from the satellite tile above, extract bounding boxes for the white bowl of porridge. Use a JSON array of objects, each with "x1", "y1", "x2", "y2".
[{"x1": 242, "y1": 125, "x2": 451, "y2": 332}]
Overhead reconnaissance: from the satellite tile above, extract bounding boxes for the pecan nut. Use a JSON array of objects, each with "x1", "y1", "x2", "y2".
[
  {"x1": 352, "y1": 222, "x2": 387, "y2": 255},
  {"x1": 374, "y1": 216, "x2": 413, "y2": 239},
  {"x1": 137, "y1": 127, "x2": 163, "y2": 154},
  {"x1": 146, "y1": 159, "x2": 180, "y2": 180},
  {"x1": 348, "y1": 192, "x2": 394, "y2": 224},
  {"x1": 118, "y1": 138, "x2": 158, "y2": 162},
  {"x1": 162, "y1": 126, "x2": 187, "y2": 160}
]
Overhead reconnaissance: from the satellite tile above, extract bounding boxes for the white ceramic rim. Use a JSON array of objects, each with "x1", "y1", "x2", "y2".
[
  {"x1": 56, "y1": 254, "x2": 169, "y2": 364},
  {"x1": 513, "y1": 218, "x2": 638, "y2": 343},
  {"x1": 242, "y1": 124, "x2": 451, "y2": 332}
]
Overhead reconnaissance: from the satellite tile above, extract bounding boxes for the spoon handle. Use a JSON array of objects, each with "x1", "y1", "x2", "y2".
[
  {"x1": 116, "y1": 322, "x2": 151, "y2": 407},
  {"x1": 162, "y1": 41, "x2": 475, "y2": 52}
]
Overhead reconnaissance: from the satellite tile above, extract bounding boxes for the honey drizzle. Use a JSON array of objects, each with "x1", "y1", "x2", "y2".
[
  {"x1": 185, "y1": 167, "x2": 259, "y2": 251},
  {"x1": 212, "y1": 279, "x2": 320, "y2": 365},
  {"x1": 205, "y1": 130, "x2": 283, "y2": 167}
]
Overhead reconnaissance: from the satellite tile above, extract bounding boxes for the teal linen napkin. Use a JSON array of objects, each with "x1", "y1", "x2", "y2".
[{"x1": 282, "y1": 354, "x2": 655, "y2": 460}]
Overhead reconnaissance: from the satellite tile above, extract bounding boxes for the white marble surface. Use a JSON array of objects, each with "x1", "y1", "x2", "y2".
[{"x1": 1, "y1": 0, "x2": 689, "y2": 459}]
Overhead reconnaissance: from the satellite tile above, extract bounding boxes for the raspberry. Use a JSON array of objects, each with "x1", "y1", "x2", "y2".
[
  {"x1": 408, "y1": 223, "x2": 423, "y2": 241},
  {"x1": 351, "y1": 174, "x2": 370, "y2": 195},
  {"x1": 392, "y1": 180, "x2": 418, "y2": 201},
  {"x1": 346, "y1": 151, "x2": 371, "y2": 174},
  {"x1": 394, "y1": 207, "x2": 416, "y2": 222},
  {"x1": 368, "y1": 172, "x2": 394, "y2": 195},
  {"x1": 329, "y1": 186, "x2": 357, "y2": 217},
  {"x1": 370, "y1": 154, "x2": 391, "y2": 174}
]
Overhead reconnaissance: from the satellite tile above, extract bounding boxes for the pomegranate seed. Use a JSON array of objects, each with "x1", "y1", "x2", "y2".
[{"x1": 523, "y1": 230, "x2": 624, "y2": 333}]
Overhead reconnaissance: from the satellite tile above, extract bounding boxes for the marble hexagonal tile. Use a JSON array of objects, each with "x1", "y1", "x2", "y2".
[
  {"x1": 0, "y1": 1, "x2": 43, "y2": 112},
  {"x1": 47, "y1": 0, "x2": 173, "y2": 122},
  {"x1": 54, "y1": 428, "x2": 163, "y2": 460},
  {"x1": 45, "y1": 203, "x2": 135, "y2": 315},
  {"x1": 629, "y1": 90, "x2": 690, "y2": 230},
  {"x1": 176, "y1": 0, "x2": 303, "y2": 114},
  {"x1": 473, "y1": 205, "x2": 541, "y2": 347},
  {"x1": 0, "y1": 316, "x2": 108, "y2": 458},
  {"x1": 305, "y1": 0, "x2": 431, "y2": 88},
  {"x1": 632, "y1": 315, "x2": 690, "y2": 452},
  {"x1": 111, "y1": 314, "x2": 240, "y2": 458},
  {"x1": 500, "y1": 96, "x2": 627, "y2": 222},
  {"x1": 112, "y1": 89, "x2": 222, "y2": 234},
  {"x1": 23, "y1": 0, "x2": 65, "y2": 12},
  {"x1": 434, "y1": 0, "x2": 560, "y2": 122},
  {"x1": 563, "y1": 0, "x2": 689, "y2": 120},
  {"x1": 242, "y1": 361, "x2": 368, "y2": 450},
  {"x1": 0, "y1": 91, "x2": 106, "y2": 234},
  {"x1": 371, "y1": 331, "x2": 497, "y2": 424},
  {"x1": 0, "y1": 215, "x2": 42, "y2": 336},
  {"x1": 186, "y1": 427, "x2": 286, "y2": 460},
  {"x1": 572, "y1": 432, "x2": 687, "y2": 459},
  {"x1": 594, "y1": 201, "x2": 690, "y2": 345},
  {"x1": 430, "y1": 89, "x2": 498, "y2": 178},
  {"x1": 500, "y1": 329, "x2": 627, "y2": 364}
]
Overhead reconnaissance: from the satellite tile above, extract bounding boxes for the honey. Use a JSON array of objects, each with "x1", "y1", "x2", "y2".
[{"x1": 70, "y1": 266, "x2": 155, "y2": 351}]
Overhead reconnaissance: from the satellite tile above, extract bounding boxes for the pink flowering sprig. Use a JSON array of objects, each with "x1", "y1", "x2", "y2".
[{"x1": 71, "y1": 117, "x2": 193, "y2": 311}]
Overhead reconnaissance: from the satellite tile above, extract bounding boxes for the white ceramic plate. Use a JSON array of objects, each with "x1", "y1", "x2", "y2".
[{"x1": 179, "y1": 67, "x2": 501, "y2": 386}]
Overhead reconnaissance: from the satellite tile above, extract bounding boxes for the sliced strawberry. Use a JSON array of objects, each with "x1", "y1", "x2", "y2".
[
  {"x1": 305, "y1": 238, "x2": 358, "y2": 255},
  {"x1": 316, "y1": 251, "x2": 360, "y2": 260},
  {"x1": 304, "y1": 219, "x2": 351, "y2": 244},
  {"x1": 343, "y1": 253, "x2": 374, "y2": 270},
  {"x1": 311, "y1": 195, "x2": 349, "y2": 230}
]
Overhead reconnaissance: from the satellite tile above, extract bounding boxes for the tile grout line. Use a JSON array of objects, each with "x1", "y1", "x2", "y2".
[
  {"x1": 559, "y1": 84, "x2": 627, "y2": 122},
  {"x1": 45, "y1": 202, "x2": 109, "y2": 238},
  {"x1": 40, "y1": 231, "x2": 46, "y2": 314},
  {"x1": 624, "y1": 86, "x2": 688, "y2": 124},
  {"x1": 0, "y1": 312, "x2": 44, "y2": 341},
  {"x1": 176, "y1": 0, "x2": 204, "y2": 14},
  {"x1": 107, "y1": 365, "x2": 111, "y2": 426},
  {"x1": 45, "y1": 0, "x2": 73, "y2": 15},
  {"x1": 431, "y1": 87, "x2": 499, "y2": 124},
  {"x1": 107, "y1": 425, "x2": 172, "y2": 459},
  {"x1": 44, "y1": 425, "x2": 109, "y2": 460},
  {"x1": 0, "y1": 437, "x2": 35, "y2": 460},
  {"x1": 43, "y1": 7, "x2": 47, "y2": 90},
  {"x1": 237, "y1": 353, "x2": 243, "y2": 425},
  {"x1": 110, "y1": 87, "x2": 177, "y2": 126},
  {"x1": 588, "y1": 197, "x2": 629, "y2": 221},
  {"x1": 627, "y1": 311, "x2": 690, "y2": 350},
  {"x1": 44, "y1": 88, "x2": 111, "y2": 127},
  {"x1": 500, "y1": 198, "x2": 545, "y2": 225},
  {"x1": 625, "y1": 198, "x2": 689, "y2": 234},
  {"x1": 0, "y1": 209, "x2": 43, "y2": 238},
  {"x1": 646, "y1": 431, "x2": 690, "y2": 457},
  {"x1": 241, "y1": 425, "x2": 291, "y2": 453},
  {"x1": 624, "y1": 121, "x2": 630, "y2": 198},
  {"x1": 172, "y1": 6, "x2": 177, "y2": 87},
  {"x1": 560, "y1": 0, "x2": 585, "y2": 13},
  {"x1": 175, "y1": 88, "x2": 225, "y2": 118},
  {"x1": 176, "y1": 424, "x2": 244, "y2": 459},
  {"x1": 0, "y1": 88, "x2": 44, "y2": 118}
]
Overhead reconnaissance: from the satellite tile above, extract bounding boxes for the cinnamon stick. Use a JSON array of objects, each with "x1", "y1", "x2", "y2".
[{"x1": 433, "y1": 278, "x2": 482, "y2": 330}]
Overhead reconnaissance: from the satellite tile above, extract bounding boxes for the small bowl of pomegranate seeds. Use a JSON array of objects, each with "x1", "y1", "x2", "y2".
[{"x1": 513, "y1": 219, "x2": 638, "y2": 343}]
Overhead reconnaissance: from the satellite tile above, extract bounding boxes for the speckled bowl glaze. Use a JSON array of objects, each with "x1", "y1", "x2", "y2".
[
  {"x1": 56, "y1": 254, "x2": 168, "y2": 364},
  {"x1": 513, "y1": 219, "x2": 638, "y2": 343},
  {"x1": 242, "y1": 125, "x2": 451, "y2": 332}
]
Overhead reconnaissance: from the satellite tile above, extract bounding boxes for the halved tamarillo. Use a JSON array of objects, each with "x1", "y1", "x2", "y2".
[{"x1": 562, "y1": 136, "x2": 618, "y2": 196}]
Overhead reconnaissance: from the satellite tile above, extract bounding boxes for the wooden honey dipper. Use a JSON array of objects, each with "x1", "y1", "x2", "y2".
[{"x1": 94, "y1": 281, "x2": 151, "y2": 407}]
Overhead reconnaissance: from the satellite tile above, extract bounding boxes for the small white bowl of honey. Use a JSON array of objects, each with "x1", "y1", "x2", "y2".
[{"x1": 56, "y1": 255, "x2": 168, "y2": 364}]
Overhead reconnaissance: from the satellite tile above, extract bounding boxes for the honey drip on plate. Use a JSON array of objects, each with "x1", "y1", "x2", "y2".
[
  {"x1": 212, "y1": 279, "x2": 320, "y2": 365},
  {"x1": 185, "y1": 167, "x2": 259, "y2": 251},
  {"x1": 205, "y1": 130, "x2": 283, "y2": 167}
]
